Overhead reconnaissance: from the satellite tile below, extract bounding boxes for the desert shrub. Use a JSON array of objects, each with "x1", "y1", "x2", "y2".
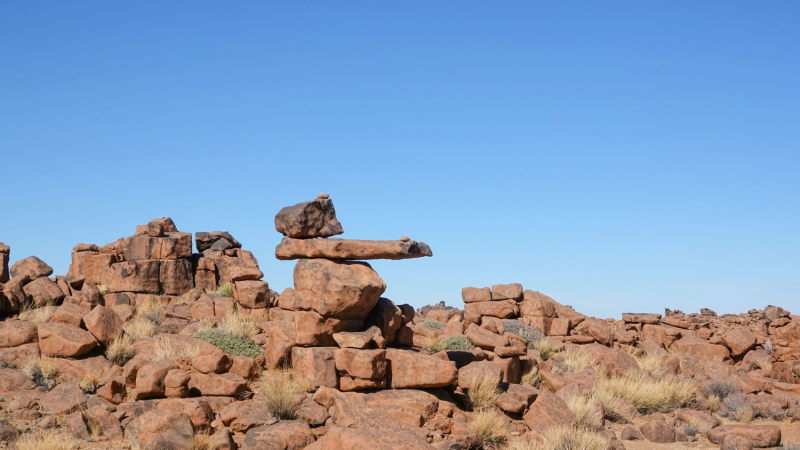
[
  {"x1": 23, "y1": 354, "x2": 59, "y2": 391},
  {"x1": 151, "y1": 336, "x2": 201, "y2": 361},
  {"x1": 136, "y1": 295, "x2": 163, "y2": 323},
  {"x1": 16, "y1": 428, "x2": 73, "y2": 450},
  {"x1": 531, "y1": 337, "x2": 554, "y2": 360},
  {"x1": 79, "y1": 371, "x2": 102, "y2": 394},
  {"x1": 443, "y1": 334, "x2": 474, "y2": 351},
  {"x1": 192, "y1": 329, "x2": 264, "y2": 358},
  {"x1": 708, "y1": 394, "x2": 722, "y2": 413},
  {"x1": 551, "y1": 347, "x2": 592, "y2": 373},
  {"x1": 537, "y1": 426, "x2": 608, "y2": 450},
  {"x1": 87, "y1": 417, "x2": 103, "y2": 441},
  {"x1": 625, "y1": 347, "x2": 665, "y2": 373},
  {"x1": 254, "y1": 370, "x2": 308, "y2": 420},
  {"x1": 466, "y1": 373, "x2": 501, "y2": 411},
  {"x1": 719, "y1": 393, "x2": 754, "y2": 423},
  {"x1": 220, "y1": 307, "x2": 259, "y2": 339},
  {"x1": 420, "y1": 320, "x2": 444, "y2": 330},
  {"x1": 594, "y1": 371, "x2": 695, "y2": 414},
  {"x1": 564, "y1": 395, "x2": 603, "y2": 429},
  {"x1": 191, "y1": 432, "x2": 221, "y2": 450},
  {"x1": 680, "y1": 421, "x2": 699, "y2": 437},
  {"x1": 705, "y1": 379, "x2": 741, "y2": 401},
  {"x1": 216, "y1": 281, "x2": 234, "y2": 298},
  {"x1": 502, "y1": 320, "x2": 544, "y2": 348},
  {"x1": 19, "y1": 300, "x2": 57, "y2": 324},
  {"x1": 421, "y1": 336, "x2": 445, "y2": 353},
  {"x1": 468, "y1": 409, "x2": 508, "y2": 447},
  {"x1": 106, "y1": 333, "x2": 136, "y2": 366},
  {"x1": 123, "y1": 314, "x2": 157, "y2": 340},
  {"x1": 521, "y1": 366, "x2": 540, "y2": 387}
]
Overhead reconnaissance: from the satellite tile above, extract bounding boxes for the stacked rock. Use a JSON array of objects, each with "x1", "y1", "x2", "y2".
[
  {"x1": 265, "y1": 194, "x2": 456, "y2": 393},
  {"x1": 1, "y1": 252, "x2": 61, "y2": 313}
]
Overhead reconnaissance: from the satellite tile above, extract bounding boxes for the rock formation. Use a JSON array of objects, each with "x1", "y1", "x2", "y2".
[{"x1": 0, "y1": 195, "x2": 797, "y2": 450}]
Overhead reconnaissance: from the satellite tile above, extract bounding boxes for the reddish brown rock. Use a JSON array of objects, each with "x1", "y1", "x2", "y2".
[
  {"x1": 292, "y1": 346, "x2": 338, "y2": 390},
  {"x1": 38, "y1": 322, "x2": 97, "y2": 357},
  {"x1": 51, "y1": 302, "x2": 89, "y2": 327},
  {"x1": 362, "y1": 297, "x2": 403, "y2": 346},
  {"x1": 461, "y1": 287, "x2": 491, "y2": 303},
  {"x1": 0, "y1": 320, "x2": 38, "y2": 348},
  {"x1": 464, "y1": 300, "x2": 519, "y2": 319},
  {"x1": 296, "y1": 397, "x2": 329, "y2": 426},
  {"x1": 721, "y1": 434, "x2": 754, "y2": 450},
  {"x1": 220, "y1": 400, "x2": 273, "y2": 433},
  {"x1": 622, "y1": 313, "x2": 662, "y2": 324},
  {"x1": 83, "y1": 305, "x2": 122, "y2": 346},
  {"x1": 0, "y1": 368, "x2": 37, "y2": 393},
  {"x1": 39, "y1": 382, "x2": 87, "y2": 414},
  {"x1": 136, "y1": 409, "x2": 194, "y2": 450},
  {"x1": 208, "y1": 250, "x2": 264, "y2": 282},
  {"x1": 491, "y1": 283, "x2": 523, "y2": 301},
  {"x1": 159, "y1": 259, "x2": 194, "y2": 295},
  {"x1": 464, "y1": 323, "x2": 507, "y2": 349},
  {"x1": 595, "y1": 348, "x2": 641, "y2": 377},
  {"x1": 385, "y1": 349, "x2": 457, "y2": 388},
  {"x1": 523, "y1": 391, "x2": 576, "y2": 432},
  {"x1": 276, "y1": 237, "x2": 432, "y2": 260},
  {"x1": 134, "y1": 360, "x2": 180, "y2": 400},
  {"x1": 274, "y1": 196, "x2": 344, "y2": 238},
  {"x1": 293, "y1": 259, "x2": 386, "y2": 319},
  {"x1": 242, "y1": 420, "x2": 315, "y2": 450},
  {"x1": 234, "y1": 280, "x2": 270, "y2": 309},
  {"x1": 121, "y1": 233, "x2": 192, "y2": 261},
  {"x1": 22, "y1": 277, "x2": 64, "y2": 306},
  {"x1": 10, "y1": 256, "x2": 52, "y2": 280},
  {"x1": 85, "y1": 404, "x2": 124, "y2": 441},
  {"x1": 707, "y1": 425, "x2": 781, "y2": 448},
  {"x1": 333, "y1": 348, "x2": 386, "y2": 380},
  {"x1": 294, "y1": 310, "x2": 362, "y2": 346},
  {"x1": 671, "y1": 336, "x2": 730, "y2": 362},
  {"x1": 67, "y1": 252, "x2": 116, "y2": 285},
  {"x1": 265, "y1": 320, "x2": 297, "y2": 369},
  {"x1": 188, "y1": 372, "x2": 248, "y2": 397},
  {"x1": 0, "y1": 242, "x2": 9, "y2": 283},
  {"x1": 193, "y1": 352, "x2": 233, "y2": 374},
  {"x1": 458, "y1": 361, "x2": 504, "y2": 389},
  {"x1": 639, "y1": 421, "x2": 675, "y2": 443},
  {"x1": 106, "y1": 260, "x2": 161, "y2": 294},
  {"x1": 722, "y1": 327, "x2": 757, "y2": 358}
]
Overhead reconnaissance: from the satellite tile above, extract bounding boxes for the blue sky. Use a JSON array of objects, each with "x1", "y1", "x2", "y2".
[{"x1": 1, "y1": 2, "x2": 798, "y2": 318}]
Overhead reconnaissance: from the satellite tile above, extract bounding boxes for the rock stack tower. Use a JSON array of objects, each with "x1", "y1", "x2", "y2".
[{"x1": 266, "y1": 193, "x2": 439, "y2": 390}]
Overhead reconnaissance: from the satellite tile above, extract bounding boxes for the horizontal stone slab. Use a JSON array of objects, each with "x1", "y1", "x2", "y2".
[{"x1": 275, "y1": 238, "x2": 432, "y2": 260}]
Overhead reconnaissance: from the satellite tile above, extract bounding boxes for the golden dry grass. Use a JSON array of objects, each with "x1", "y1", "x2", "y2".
[
  {"x1": 245, "y1": 308, "x2": 271, "y2": 323},
  {"x1": 106, "y1": 332, "x2": 136, "y2": 366},
  {"x1": 625, "y1": 347, "x2": 666, "y2": 373},
  {"x1": 87, "y1": 417, "x2": 104, "y2": 441},
  {"x1": 708, "y1": 394, "x2": 722, "y2": 413},
  {"x1": 531, "y1": 337, "x2": 555, "y2": 360},
  {"x1": 150, "y1": 336, "x2": 201, "y2": 361},
  {"x1": 254, "y1": 370, "x2": 309, "y2": 420},
  {"x1": 521, "y1": 365, "x2": 540, "y2": 387},
  {"x1": 19, "y1": 300, "x2": 57, "y2": 324},
  {"x1": 551, "y1": 346, "x2": 592, "y2": 373},
  {"x1": 220, "y1": 306, "x2": 258, "y2": 339},
  {"x1": 79, "y1": 371, "x2": 102, "y2": 394},
  {"x1": 422, "y1": 336, "x2": 445, "y2": 353},
  {"x1": 137, "y1": 295, "x2": 163, "y2": 316},
  {"x1": 191, "y1": 432, "x2": 221, "y2": 450},
  {"x1": 594, "y1": 371, "x2": 695, "y2": 414},
  {"x1": 537, "y1": 426, "x2": 608, "y2": 450},
  {"x1": 23, "y1": 353, "x2": 59, "y2": 391},
  {"x1": 123, "y1": 314, "x2": 157, "y2": 340},
  {"x1": 215, "y1": 281, "x2": 234, "y2": 297},
  {"x1": 564, "y1": 395, "x2": 603, "y2": 430},
  {"x1": 469, "y1": 409, "x2": 508, "y2": 447},
  {"x1": 96, "y1": 283, "x2": 108, "y2": 294},
  {"x1": 466, "y1": 373, "x2": 501, "y2": 411},
  {"x1": 15, "y1": 427, "x2": 74, "y2": 450}
]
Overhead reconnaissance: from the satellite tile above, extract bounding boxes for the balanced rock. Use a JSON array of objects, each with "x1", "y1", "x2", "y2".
[
  {"x1": 276, "y1": 238, "x2": 432, "y2": 260},
  {"x1": 10, "y1": 256, "x2": 53, "y2": 280},
  {"x1": 293, "y1": 259, "x2": 385, "y2": 319},
  {"x1": 275, "y1": 195, "x2": 344, "y2": 238},
  {"x1": 195, "y1": 231, "x2": 242, "y2": 253}
]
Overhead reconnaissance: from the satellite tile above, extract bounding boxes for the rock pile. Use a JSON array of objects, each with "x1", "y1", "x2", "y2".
[{"x1": 0, "y1": 196, "x2": 798, "y2": 450}]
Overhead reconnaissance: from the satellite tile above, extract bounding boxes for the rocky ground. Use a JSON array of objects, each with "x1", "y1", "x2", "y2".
[{"x1": 0, "y1": 194, "x2": 798, "y2": 450}]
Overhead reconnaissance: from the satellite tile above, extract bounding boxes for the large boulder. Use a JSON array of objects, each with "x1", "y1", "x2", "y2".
[
  {"x1": 464, "y1": 300, "x2": 519, "y2": 319},
  {"x1": 722, "y1": 327, "x2": 757, "y2": 358},
  {"x1": 0, "y1": 320, "x2": 38, "y2": 348},
  {"x1": 241, "y1": 420, "x2": 315, "y2": 450},
  {"x1": 275, "y1": 195, "x2": 344, "y2": 238},
  {"x1": 10, "y1": 256, "x2": 52, "y2": 280},
  {"x1": 136, "y1": 409, "x2": 194, "y2": 450},
  {"x1": 83, "y1": 305, "x2": 122, "y2": 346},
  {"x1": 134, "y1": 361, "x2": 180, "y2": 400},
  {"x1": 292, "y1": 347, "x2": 338, "y2": 390},
  {"x1": 39, "y1": 382, "x2": 87, "y2": 414},
  {"x1": 106, "y1": 260, "x2": 161, "y2": 294},
  {"x1": 293, "y1": 259, "x2": 385, "y2": 319},
  {"x1": 639, "y1": 421, "x2": 675, "y2": 443},
  {"x1": 671, "y1": 337, "x2": 730, "y2": 362},
  {"x1": 234, "y1": 280, "x2": 270, "y2": 309},
  {"x1": 523, "y1": 390, "x2": 576, "y2": 432},
  {"x1": 37, "y1": 322, "x2": 97, "y2": 357},
  {"x1": 362, "y1": 297, "x2": 403, "y2": 347},
  {"x1": 385, "y1": 349, "x2": 457, "y2": 388},
  {"x1": 333, "y1": 348, "x2": 386, "y2": 380},
  {"x1": 188, "y1": 373, "x2": 248, "y2": 397},
  {"x1": 707, "y1": 425, "x2": 781, "y2": 448},
  {"x1": 22, "y1": 277, "x2": 64, "y2": 306},
  {"x1": 121, "y1": 233, "x2": 192, "y2": 261},
  {"x1": 67, "y1": 252, "x2": 116, "y2": 285},
  {"x1": 276, "y1": 238, "x2": 432, "y2": 260}
]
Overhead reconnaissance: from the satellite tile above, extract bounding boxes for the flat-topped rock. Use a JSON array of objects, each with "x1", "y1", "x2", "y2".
[
  {"x1": 622, "y1": 313, "x2": 662, "y2": 324},
  {"x1": 274, "y1": 196, "x2": 343, "y2": 238},
  {"x1": 275, "y1": 237, "x2": 432, "y2": 260}
]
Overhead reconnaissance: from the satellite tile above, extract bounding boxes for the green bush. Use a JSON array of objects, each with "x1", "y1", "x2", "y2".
[
  {"x1": 443, "y1": 334, "x2": 474, "y2": 351},
  {"x1": 502, "y1": 320, "x2": 544, "y2": 349},
  {"x1": 192, "y1": 329, "x2": 264, "y2": 358},
  {"x1": 420, "y1": 320, "x2": 444, "y2": 330}
]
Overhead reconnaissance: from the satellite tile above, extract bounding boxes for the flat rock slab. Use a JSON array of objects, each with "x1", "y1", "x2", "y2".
[{"x1": 275, "y1": 238, "x2": 432, "y2": 260}]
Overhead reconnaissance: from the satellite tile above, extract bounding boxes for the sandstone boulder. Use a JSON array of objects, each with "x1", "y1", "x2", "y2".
[
  {"x1": 22, "y1": 277, "x2": 64, "y2": 306},
  {"x1": 233, "y1": 280, "x2": 270, "y2": 309},
  {"x1": 242, "y1": 420, "x2": 315, "y2": 450},
  {"x1": 333, "y1": 348, "x2": 386, "y2": 380},
  {"x1": 106, "y1": 260, "x2": 161, "y2": 294},
  {"x1": 0, "y1": 320, "x2": 38, "y2": 348},
  {"x1": 293, "y1": 259, "x2": 385, "y2": 319},
  {"x1": 10, "y1": 256, "x2": 52, "y2": 280},
  {"x1": 0, "y1": 368, "x2": 36, "y2": 393},
  {"x1": 722, "y1": 327, "x2": 757, "y2": 358},
  {"x1": 491, "y1": 283, "x2": 523, "y2": 301},
  {"x1": 275, "y1": 196, "x2": 344, "y2": 238},
  {"x1": 196, "y1": 231, "x2": 241, "y2": 253},
  {"x1": 39, "y1": 382, "x2": 87, "y2": 414},
  {"x1": 188, "y1": 373, "x2": 248, "y2": 397},
  {"x1": 38, "y1": 322, "x2": 97, "y2": 357},
  {"x1": 83, "y1": 305, "x2": 122, "y2": 346},
  {"x1": 136, "y1": 409, "x2": 194, "y2": 450},
  {"x1": 523, "y1": 390, "x2": 576, "y2": 432},
  {"x1": 707, "y1": 425, "x2": 781, "y2": 448},
  {"x1": 292, "y1": 346, "x2": 338, "y2": 390},
  {"x1": 639, "y1": 421, "x2": 675, "y2": 443},
  {"x1": 276, "y1": 237, "x2": 432, "y2": 260},
  {"x1": 464, "y1": 300, "x2": 519, "y2": 319},
  {"x1": 386, "y1": 349, "x2": 457, "y2": 388},
  {"x1": 461, "y1": 287, "x2": 491, "y2": 303}
]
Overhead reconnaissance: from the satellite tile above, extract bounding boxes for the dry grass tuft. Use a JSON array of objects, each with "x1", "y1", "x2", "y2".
[
  {"x1": 626, "y1": 347, "x2": 665, "y2": 373},
  {"x1": 531, "y1": 337, "x2": 554, "y2": 360},
  {"x1": 123, "y1": 314, "x2": 157, "y2": 340},
  {"x1": 552, "y1": 346, "x2": 592, "y2": 373},
  {"x1": 246, "y1": 308, "x2": 271, "y2": 323},
  {"x1": 80, "y1": 371, "x2": 102, "y2": 394},
  {"x1": 708, "y1": 394, "x2": 722, "y2": 413},
  {"x1": 422, "y1": 336, "x2": 445, "y2": 353},
  {"x1": 521, "y1": 365, "x2": 540, "y2": 387},
  {"x1": 150, "y1": 336, "x2": 201, "y2": 361},
  {"x1": 594, "y1": 371, "x2": 695, "y2": 414},
  {"x1": 191, "y1": 432, "x2": 221, "y2": 450},
  {"x1": 538, "y1": 426, "x2": 608, "y2": 450},
  {"x1": 254, "y1": 370, "x2": 309, "y2": 420},
  {"x1": 23, "y1": 353, "x2": 59, "y2": 391},
  {"x1": 137, "y1": 295, "x2": 163, "y2": 317},
  {"x1": 106, "y1": 332, "x2": 136, "y2": 366},
  {"x1": 16, "y1": 427, "x2": 74, "y2": 450},
  {"x1": 564, "y1": 395, "x2": 603, "y2": 430},
  {"x1": 466, "y1": 373, "x2": 501, "y2": 411},
  {"x1": 590, "y1": 388, "x2": 627, "y2": 420},
  {"x1": 215, "y1": 281, "x2": 234, "y2": 298},
  {"x1": 87, "y1": 418, "x2": 104, "y2": 441},
  {"x1": 469, "y1": 409, "x2": 508, "y2": 447},
  {"x1": 19, "y1": 300, "x2": 57, "y2": 324},
  {"x1": 220, "y1": 306, "x2": 258, "y2": 339}
]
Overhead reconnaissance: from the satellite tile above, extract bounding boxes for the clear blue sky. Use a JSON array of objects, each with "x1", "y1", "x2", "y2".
[{"x1": 2, "y1": 2, "x2": 798, "y2": 318}]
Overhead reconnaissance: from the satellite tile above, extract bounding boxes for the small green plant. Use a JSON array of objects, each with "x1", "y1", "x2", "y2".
[
  {"x1": 420, "y1": 320, "x2": 443, "y2": 330},
  {"x1": 216, "y1": 281, "x2": 234, "y2": 298},
  {"x1": 443, "y1": 334, "x2": 474, "y2": 351},
  {"x1": 192, "y1": 329, "x2": 264, "y2": 358},
  {"x1": 502, "y1": 320, "x2": 544, "y2": 348}
]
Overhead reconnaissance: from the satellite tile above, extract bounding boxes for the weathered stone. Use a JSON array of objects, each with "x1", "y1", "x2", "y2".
[
  {"x1": 136, "y1": 409, "x2": 194, "y2": 450},
  {"x1": 135, "y1": 360, "x2": 180, "y2": 400},
  {"x1": 38, "y1": 322, "x2": 97, "y2": 357},
  {"x1": 362, "y1": 297, "x2": 403, "y2": 346},
  {"x1": 274, "y1": 197, "x2": 344, "y2": 238},
  {"x1": 722, "y1": 327, "x2": 757, "y2": 358},
  {"x1": 622, "y1": 313, "x2": 662, "y2": 324},
  {"x1": 464, "y1": 323, "x2": 507, "y2": 349},
  {"x1": 523, "y1": 391, "x2": 576, "y2": 432},
  {"x1": 671, "y1": 336, "x2": 730, "y2": 362},
  {"x1": 458, "y1": 361, "x2": 504, "y2": 389},
  {"x1": 85, "y1": 404, "x2": 124, "y2": 441},
  {"x1": 276, "y1": 237, "x2": 432, "y2": 260},
  {"x1": 209, "y1": 251, "x2": 264, "y2": 282},
  {"x1": 0, "y1": 242, "x2": 9, "y2": 283},
  {"x1": 0, "y1": 368, "x2": 36, "y2": 393},
  {"x1": 242, "y1": 420, "x2": 315, "y2": 450},
  {"x1": 67, "y1": 252, "x2": 116, "y2": 285},
  {"x1": 333, "y1": 348, "x2": 386, "y2": 380},
  {"x1": 159, "y1": 259, "x2": 194, "y2": 295},
  {"x1": 293, "y1": 259, "x2": 385, "y2": 319},
  {"x1": 639, "y1": 421, "x2": 675, "y2": 443},
  {"x1": 10, "y1": 256, "x2": 52, "y2": 280},
  {"x1": 294, "y1": 310, "x2": 362, "y2": 346},
  {"x1": 220, "y1": 400, "x2": 272, "y2": 433},
  {"x1": 491, "y1": 283, "x2": 523, "y2": 301},
  {"x1": 106, "y1": 260, "x2": 161, "y2": 294},
  {"x1": 234, "y1": 280, "x2": 270, "y2": 309},
  {"x1": 0, "y1": 320, "x2": 38, "y2": 348},
  {"x1": 386, "y1": 349, "x2": 457, "y2": 388},
  {"x1": 296, "y1": 397, "x2": 328, "y2": 426},
  {"x1": 292, "y1": 346, "x2": 338, "y2": 390},
  {"x1": 338, "y1": 375, "x2": 387, "y2": 391},
  {"x1": 196, "y1": 232, "x2": 241, "y2": 253},
  {"x1": 332, "y1": 328, "x2": 379, "y2": 349},
  {"x1": 707, "y1": 425, "x2": 781, "y2": 448},
  {"x1": 188, "y1": 373, "x2": 248, "y2": 397},
  {"x1": 53, "y1": 301, "x2": 89, "y2": 328},
  {"x1": 22, "y1": 277, "x2": 64, "y2": 306},
  {"x1": 83, "y1": 305, "x2": 122, "y2": 346},
  {"x1": 595, "y1": 348, "x2": 641, "y2": 377},
  {"x1": 461, "y1": 287, "x2": 491, "y2": 303},
  {"x1": 192, "y1": 352, "x2": 233, "y2": 374},
  {"x1": 39, "y1": 382, "x2": 87, "y2": 414},
  {"x1": 121, "y1": 233, "x2": 192, "y2": 261},
  {"x1": 464, "y1": 300, "x2": 519, "y2": 319},
  {"x1": 264, "y1": 320, "x2": 297, "y2": 369}
]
